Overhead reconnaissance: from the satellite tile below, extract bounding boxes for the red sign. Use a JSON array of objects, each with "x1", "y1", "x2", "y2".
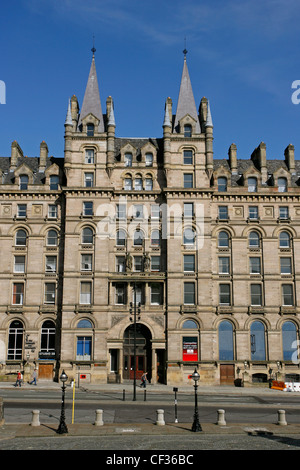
[
  {"x1": 183, "y1": 337, "x2": 198, "y2": 362},
  {"x1": 80, "y1": 374, "x2": 86, "y2": 379}
]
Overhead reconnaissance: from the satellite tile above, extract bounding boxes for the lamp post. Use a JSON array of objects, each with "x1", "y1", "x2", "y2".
[
  {"x1": 129, "y1": 281, "x2": 141, "y2": 401},
  {"x1": 191, "y1": 368, "x2": 202, "y2": 432},
  {"x1": 56, "y1": 370, "x2": 68, "y2": 434}
]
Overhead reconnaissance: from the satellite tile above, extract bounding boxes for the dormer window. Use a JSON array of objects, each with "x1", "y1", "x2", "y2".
[
  {"x1": 50, "y1": 175, "x2": 59, "y2": 190},
  {"x1": 218, "y1": 177, "x2": 227, "y2": 192},
  {"x1": 248, "y1": 177, "x2": 257, "y2": 192},
  {"x1": 124, "y1": 153, "x2": 132, "y2": 167},
  {"x1": 145, "y1": 153, "x2": 153, "y2": 167},
  {"x1": 87, "y1": 123, "x2": 94, "y2": 136},
  {"x1": 184, "y1": 124, "x2": 192, "y2": 137},
  {"x1": 278, "y1": 177, "x2": 287, "y2": 192},
  {"x1": 19, "y1": 175, "x2": 28, "y2": 190}
]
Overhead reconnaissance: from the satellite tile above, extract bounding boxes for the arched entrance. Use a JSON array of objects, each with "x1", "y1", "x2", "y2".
[{"x1": 123, "y1": 324, "x2": 152, "y2": 381}]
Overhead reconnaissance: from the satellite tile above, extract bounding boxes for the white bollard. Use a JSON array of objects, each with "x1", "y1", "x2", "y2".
[
  {"x1": 94, "y1": 409, "x2": 104, "y2": 426},
  {"x1": 277, "y1": 409, "x2": 287, "y2": 426},
  {"x1": 156, "y1": 409, "x2": 165, "y2": 426},
  {"x1": 217, "y1": 409, "x2": 226, "y2": 426},
  {"x1": 31, "y1": 410, "x2": 40, "y2": 427}
]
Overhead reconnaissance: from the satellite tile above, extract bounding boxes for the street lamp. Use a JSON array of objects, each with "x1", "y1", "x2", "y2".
[
  {"x1": 129, "y1": 281, "x2": 141, "y2": 401},
  {"x1": 191, "y1": 368, "x2": 202, "y2": 432},
  {"x1": 56, "y1": 370, "x2": 68, "y2": 434}
]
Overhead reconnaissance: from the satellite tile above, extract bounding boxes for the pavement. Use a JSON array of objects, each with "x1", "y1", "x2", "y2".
[{"x1": 1, "y1": 380, "x2": 300, "y2": 440}]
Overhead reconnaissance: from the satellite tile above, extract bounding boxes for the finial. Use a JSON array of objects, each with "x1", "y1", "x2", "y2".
[
  {"x1": 183, "y1": 37, "x2": 187, "y2": 59},
  {"x1": 91, "y1": 35, "x2": 96, "y2": 56}
]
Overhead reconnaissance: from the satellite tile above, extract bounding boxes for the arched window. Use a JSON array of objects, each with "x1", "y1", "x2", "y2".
[
  {"x1": 40, "y1": 320, "x2": 56, "y2": 356},
  {"x1": 134, "y1": 176, "x2": 143, "y2": 191},
  {"x1": 282, "y1": 321, "x2": 298, "y2": 361},
  {"x1": 134, "y1": 230, "x2": 143, "y2": 246},
  {"x1": 250, "y1": 321, "x2": 266, "y2": 361},
  {"x1": 218, "y1": 231, "x2": 229, "y2": 248},
  {"x1": 249, "y1": 231, "x2": 260, "y2": 248},
  {"x1": 77, "y1": 319, "x2": 93, "y2": 328},
  {"x1": 76, "y1": 320, "x2": 92, "y2": 360},
  {"x1": 279, "y1": 231, "x2": 291, "y2": 248},
  {"x1": 278, "y1": 177, "x2": 287, "y2": 192},
  {"x1": 219, "y1": 320, "x2": 234, "y2": 360},
  {"x1": 15, "y1": 229, "x2": 27, "y2": 246},
  {"x1": 218, "y1": 177, "x2": 227, "y2": 192},
  {"x1": 124, "y1": 176, "x2": 132, "y2": 190},
  {"x1": 7, "y1": 320, "x2": 24, "y2": 360},
  {"x1": 145, "y1": 176, "x2": 153, "y2": 191},
  {"x1": 182, "y1": 320, "x2": 198, "y2": 329},
  {"x1": 82, "y1": 227, "x2": 93, "y2": 244},
  {"x1": 47, "y1": 229, "x2": 58, "y2": 246},
  {"x1": 116, "y1": 229, "x2": 126, "y2": 246},
  {"x1": 183, "y1": 227, "x2": 195, "y2": 245}
]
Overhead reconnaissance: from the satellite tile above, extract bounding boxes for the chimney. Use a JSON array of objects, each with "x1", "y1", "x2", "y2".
[
  {"x1": 251, "y1": 142, "x2": 267, "y2": 182},
  {"x1": 39, "y1": 141, "x2": 48, "y2": 172},
  {"x1": 228, "y1": 143, "x2": 237, "y2": 174},
  {"x1": 284, "y1": 144, "x2": 296, "y2": 174},
  {"x1": 10, "y1": 141, "x2": 23, "y2": 171}
]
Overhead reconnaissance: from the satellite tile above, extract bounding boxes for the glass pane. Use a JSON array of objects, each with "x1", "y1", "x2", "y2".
[
  {"x1": 219, "y1": 321, "x2": 234, "y2": 360},
  {"x1": 282, "y1": 322, "x2": 297, "y2": 361},
  {"x1": 250, "y1": 321, "x2": 266, "y2": 360}
]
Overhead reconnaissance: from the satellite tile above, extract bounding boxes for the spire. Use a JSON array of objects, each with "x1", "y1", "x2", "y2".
[
  {"x1": 64, "y1": 98, "x2": 73, "y2": 126},
  {"x1": 173, "y1": 52, "x2": 201, "y2": 133},
  {"x1": 206, "y1": 100, "x2": 213, "y2": 128},
  {"x1": 77, "y1": 48, "x2": 104, "y2": 133},
  {"x1": 107, "y1": 101, "x2": 116, "y2": 127}
]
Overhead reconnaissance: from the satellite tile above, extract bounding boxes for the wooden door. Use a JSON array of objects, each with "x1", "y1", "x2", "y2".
[
  {"x1": 38, "y1": 363, "x2": 53, "y2": 380},
  {"x1": 220, "y1": 364, "x2": 235, "y2": 384}
]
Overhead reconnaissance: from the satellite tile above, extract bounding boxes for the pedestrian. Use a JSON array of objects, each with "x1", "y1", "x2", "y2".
[
  {"x1": 140, "y1": 371, "x2": 148, "y2": 388},
  {"x1": 29, "y1": 369, "x2": 38, "y2": 385},
  {"x1": 14, "y1": 371, "x2": 22, "y2": 387}
]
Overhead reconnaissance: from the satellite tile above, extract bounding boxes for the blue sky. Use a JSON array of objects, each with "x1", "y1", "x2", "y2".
[{"x1": 1, "y1": 0, "x2": 300, "y2": 162}]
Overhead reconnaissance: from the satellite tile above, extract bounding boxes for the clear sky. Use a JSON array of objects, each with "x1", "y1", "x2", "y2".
[{"x1": 1, "y1": 0, "x2": 300, "y2": 163}]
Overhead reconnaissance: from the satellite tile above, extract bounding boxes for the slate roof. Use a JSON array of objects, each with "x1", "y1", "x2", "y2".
[{"x1": 0, "y1": 156, "x2": 64, "y2": 185}]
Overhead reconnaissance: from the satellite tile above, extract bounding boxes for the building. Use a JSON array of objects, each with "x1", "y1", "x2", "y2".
[{"x1": 0, "y1": 49, "x2": 300, "y2": 386}]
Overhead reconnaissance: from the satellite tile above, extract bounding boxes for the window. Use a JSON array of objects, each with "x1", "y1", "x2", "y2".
[
  {"x1": 248, "y1": 177, "x2": 257, "y2": 192},
  {"x1": 184, "y1": 282, "x2": 195, "y2": 305},
  {"x1": 279, "y1": 206, "x2": 289, "y2": 219},
  {"x1": 218, "y1": 257, "x2": 230, "y2": 274},
  {"x1": 182, "y1": 320, "x2": 198, "y2": 329},
  {"x1": 134, "y1": 177, "x2": 143, "y2": 191},
  {"x1": 80, "y1": 282, "x2": 92, "y2": 304},
  {"x1": 19, "y1": 175, "x2": 28, "y2": 190},
  {"x1": 45, "y1": 255, "x2": 57, "y2": 272},
  {"x1": 184, "y1": 125, "x2": 192, "y2": 137},
  {"x1": 83, "y1": 202, "x2": 93, "y2": 216},
  {"x1": 84, "y1": 173, "x2": 94, "y2": 187},
  {"x1": 48, "y1": 205, "x2": 57, "y2": 218},
  {"x1": 85, "y1": 149, "x2": 94, "y2": 163},
  {"x1": 219, "y1": 321, "x2": 234, "y2": 360},
  {"x1": 183, "y1": 150, "x2": 193, "y2": 164},
  {"x1": 251, "y1": 284, "x2": 262, "y2": 305},
  {"x1": 87, "y1": 123, "x2": 94, "y2": 136},
  {"x1": 219, "y1": 284, "x2": 230, "y2": 305},
  {"x1": 124, "y1": 153, "x2": 132, "y2": 167},
  {"x1": 151, "y1": 230, "x2": 160, "y2": 246},
  {"x1": 14, "y1": 255, "x2": 25, "y2": 273},
  {"x1": 183, "y1": 227, "x2": 195, "y2": 245},
  {"x1": 50, "y1": 175, "x2": 59, "y2": 190},
  {"x1": 134, "y1": 230, "x2": 143, "y2": 246},
  {"x1": 218, "y1": 206, "x2": 228, "y2": 220},
  {"x1": 77, "y1": 319, "x2": 93, "y2": 328},
  {"x1": 151, "y1": 283, "x2": 161, "y2": 305},
  {"x1": 145, "y1": 153, "x2": 153, "y2": 166},
  {"x1": 151, "y1": 204, "x2": 160, "y2": 219},
  {"x1": 115, "y1": 256, "x2": 125, "y2": 273},
  {"x1": 151, "y1": 256, "x2": 160, "y2": 271},
  {"x1": 218, "y1": 231, "x2": 229, "y2": 248},
  {"x1": 132, "y1": 284, "x2": 143, "y2": 304},
  {"x1": 250, "y1": 321, "x2": 266, "y2": 361},
  {"x1": 47, "y1": 230, "x2": 58, "y2": 246},
  {"x1": 184, "y1": 203, "x2": 194, "y2": 218},
  {"x1": 184, "y1": 254, "x2": 195, "y2": 272},
  {"x1": 116, "y1": 229, "x2": 126, "y2": 246},
  {"x1": 282, "y1": 322, "x2": 297, "y2": 361},
  {"x1": 15, "y1": 229, "x2": 27, "y2": 246},
  {"x1": 7, "y1": 320, "x2": 24, "y2": 360},
  {"x1": 279, "y1": 231, "x2": 291, "y2": 248},
  {"x1": 134, "y1": 256, "x2": 143, "y2": 272},
  {"x1": 278, "y1": 177, "x2": 287, "y2": 192},
  {"x1": 133, "y1": 205, "x2": 144, "y2": 219},
  {"x1": 40, "y1": 320, "x2": 55, "y2": 356},
  {"x1": 184, "y1": 173, "x2": 193, "y2": 188},
  {"x1": 249, "y1": 257, "x2": 261, "y2": 274},
  {"x1": 82, "y1": 227, "x2": 93, "y2": 244},
  {"x1": 124, "y1": 177, "x2": 132, "y2": 190},
  {"x1": 145, "y1": 177, "x2": 153, "y2": 191},
  {"x1": 81, "y1": 254, "x2": 92, "y2": 271},
  {"x1": 282, "y1": 284, "x2": 294, "y2": 306},
  {"x1": 280, "y1": 258, "x2": 292, "y2": 274},
  {"x1": 249, "y1": 231, "x2": 260, "y2": 248},
  {"x1": 116, "y1": 204, "x2": 126, "y2": 219},
  {"x1": 115, "y1": 283, "x2": 126, "y2": 304},
  {"x1": 249, "y1": 206, "x2": 259, "y2": 219},
  {"x1": 44, "y1": 283, "x2": 55, "y2": 304},
  {"x1": 76, "y1": 336, "x2": 92, "y2": 361},
  {"x1": 17, "y1": 204, "x2": 26, "y2": 218},
  {"x1": 12, "y1": 283, "x2": 24, "y2": 305},
  {"x1": 218, "y1": 177, "x2": 227, "y2": 192}
]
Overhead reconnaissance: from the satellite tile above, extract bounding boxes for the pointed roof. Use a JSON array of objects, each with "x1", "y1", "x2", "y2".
[
  {"x1": 77, "y1": 53, "x2": 104, "y2": 132},
  {"x1": 173, "y1": 55, "x2": 201, "y2": 133},
  {"x1": 64, "y1": 98, "x2": 73, "y2": 126}
]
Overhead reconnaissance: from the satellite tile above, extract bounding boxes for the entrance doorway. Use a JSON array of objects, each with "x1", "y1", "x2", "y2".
[
  {"x1": 123, "y1": 324, "x2": 152, "y2": 381},
  {"x1": 220, "y1": 364, "x2": 235, "y2": 384},
  {"x1": 38, "y1": 363, "x2": 54, "y2": 380}
]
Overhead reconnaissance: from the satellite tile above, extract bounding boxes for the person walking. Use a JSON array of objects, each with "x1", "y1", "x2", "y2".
[
  {"x1": 14, "y1": 371, "x2": 22, "y2": 387},
  {"x1": 140, "y1": 371, "x2": 148, "y2": 388},
  {"x1": 29, "y1": 369, "x2": 38, "y2": 385}
]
